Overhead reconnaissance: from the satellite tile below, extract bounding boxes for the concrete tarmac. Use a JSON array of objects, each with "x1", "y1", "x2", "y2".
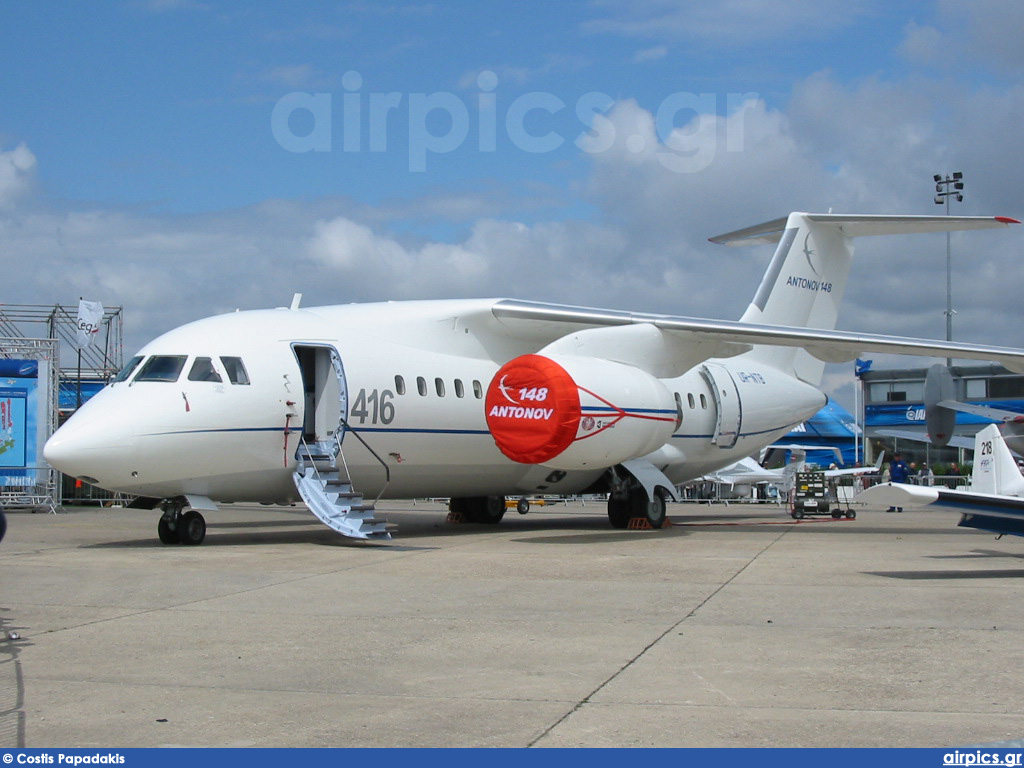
[{"x1": 1, "y1": 498, "x2": 1023, "y2": 748}]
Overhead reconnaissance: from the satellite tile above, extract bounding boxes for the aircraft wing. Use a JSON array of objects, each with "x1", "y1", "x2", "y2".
[
  {"x1": 937, "y1": 400, "x2": 1024, "y2": 423},
  {"x1": 854, "y1": 482, "x2": 1024, "y2": 537},
  {"x1": 490, "y1": 300, "x2": 1024, "y2": 375},
  {"x1": 877, "y1": 428, "x2": 975, "y2": 451},
  {"x1": 825, "y1": 465, "x2": 882, "y2": 478},
  {"x1": 704, "y1": 457, "x2": 784, "y2": 484}
]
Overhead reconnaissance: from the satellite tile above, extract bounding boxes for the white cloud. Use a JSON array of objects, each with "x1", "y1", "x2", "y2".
[
  {"x1": 263, "y1": 64, "x2": 329, "y2": 90},
  {"x1": 583, "y1": 0, "x2": 871, "y2": 46},
  {"x1": 0, "y1": 143, "x2": 37, "y2": 207},
  {"x1": 633, "y1": 46, "x2": 667, "y2": 63},
  {"x1": 898, "y1": 21, "x2": 943, "y2": 67}
]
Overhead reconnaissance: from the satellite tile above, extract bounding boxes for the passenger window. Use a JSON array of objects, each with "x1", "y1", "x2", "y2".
[
  {"x1": 417, "y1": 376, "x2": 427, "y2": 396},
  {"x1": 134, "y1": 355, "x2": 187, "y2": 383},
  {"x1": 112, "y1": 355, "x2": 144, "y2": 384},
  {"x1": 395, "y1": 375, "x2": 406, "y2": 395},
  {"x1": 188, "y1": 357, "x2": 223, "y2": 383},
  {"x1": 220, "y1": 357, "x2": 250, "y2": 385},
  {"x1": 455, "y1": 379, "x2": 465, "y2": 398},
  {"x1": 473, "y1": 380, "x2": 483, "y2": 398},
  {"x1": 435, "y1": 377, "x2": 445, "y2": 397}
]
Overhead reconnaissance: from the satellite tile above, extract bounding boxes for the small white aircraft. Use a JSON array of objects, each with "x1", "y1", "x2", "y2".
[
  {"x1": 702, "y1": 448, "x2": 882, "y2": 488},
  {"x1": 855, "y1": 423, "x2": 1024, "y2": 537},
  {"x1": 43, "y1": 211, "x2": 1023, "y2": 545}
]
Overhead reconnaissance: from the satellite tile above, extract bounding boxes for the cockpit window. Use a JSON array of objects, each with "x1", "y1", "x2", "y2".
[
  {"x1": 220, "y1": 356, "x2": 250, "y2": 385},
  {"x1": 188, "y1": 357, "x2": 223, "y2": 383},
  {"x1": 112, "y1": 355, "x2": 144, "y2": 384},
  {"x1": 134, "y1": 355, "x2": 188, "y2": 383}
]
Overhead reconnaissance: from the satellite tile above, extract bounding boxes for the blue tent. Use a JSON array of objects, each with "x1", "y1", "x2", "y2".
[{"x1": 781, "y1": 400, "x2": 860, "y2": 467}]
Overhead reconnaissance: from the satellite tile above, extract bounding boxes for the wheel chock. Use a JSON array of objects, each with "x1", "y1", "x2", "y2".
[
  {"x1": 446, "y1": 511, "x2": 466, "y2": 524},
  {"x1": 627, "y1": 517, "x2": 673, "y2": 530}
]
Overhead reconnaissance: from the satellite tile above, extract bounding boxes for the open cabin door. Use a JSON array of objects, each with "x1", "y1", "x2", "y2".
[
  {"x1": 700, "y1": 362, "x2": 742, "y2": 449},
  {"x1": 292, "y1": 345, "x2": 347, "y2": 448},
  {"x1": 289, "y1": 345, "x2": 390, "y2": 541}
]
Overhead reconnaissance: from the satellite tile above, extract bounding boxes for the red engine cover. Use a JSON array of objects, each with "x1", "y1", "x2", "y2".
[
  {"x1": 484, "y1": 354, "x2": 582, "y2": 464},
  {"x1": 485, "y1": 353, "x2": 678, "y2": 468}
]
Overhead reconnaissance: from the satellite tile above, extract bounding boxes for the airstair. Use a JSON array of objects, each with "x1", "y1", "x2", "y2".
[
  {"x1": 289, "y1": 345, "x2": 392, "y2": 541},
  {"x1": 293, "y1": 438, "x2": 391, "y2": 541}
]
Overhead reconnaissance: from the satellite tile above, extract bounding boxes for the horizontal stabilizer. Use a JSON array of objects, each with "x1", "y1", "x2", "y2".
[{"x1": 711, "y1": 214, "x2": 1020, "y2": 245}]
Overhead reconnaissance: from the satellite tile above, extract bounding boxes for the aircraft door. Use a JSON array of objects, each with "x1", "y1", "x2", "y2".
[
  {"x1": 292, "y1": 345, "x2": 348, "y2": 446},
  {"x1": 700, "y1": 362, "x2": 742, "y2": 449}
]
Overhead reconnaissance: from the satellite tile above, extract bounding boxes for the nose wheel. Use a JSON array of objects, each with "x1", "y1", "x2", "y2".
[{"x1": 158, "y1": 503, "x2": 207, "y2": 546}]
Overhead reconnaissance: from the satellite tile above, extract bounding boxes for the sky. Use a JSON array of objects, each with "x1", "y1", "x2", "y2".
[{"x1": 3, "y1": 0, "x2": 1024, "y2": 411}]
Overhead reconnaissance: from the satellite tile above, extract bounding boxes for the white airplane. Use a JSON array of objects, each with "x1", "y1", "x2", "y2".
[
  {"x1": 703, "y1": 448, "x2": 882, "y2": 487},
  {"x1": 42, "y1": 211, "x2": 1024, "y2": 545},
  {"x1": 855, "y1": 423, "x2": 1024, "y2": 538}
]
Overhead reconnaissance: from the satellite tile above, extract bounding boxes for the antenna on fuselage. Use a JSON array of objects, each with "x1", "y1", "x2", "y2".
[{"x1": 290, "y1": 293, "x2": 303, "y2": 310}]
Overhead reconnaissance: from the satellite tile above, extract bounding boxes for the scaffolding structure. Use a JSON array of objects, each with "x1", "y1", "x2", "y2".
[
  {"x1": 0, "y1": 303, "x2": 124, "y2": 380},
  {"x1": 0, "y1": 303, "x2": 124, "y2": 510}
]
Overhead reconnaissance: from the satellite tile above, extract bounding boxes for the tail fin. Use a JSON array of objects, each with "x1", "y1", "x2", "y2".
[
  {"x1": 710, "y1": 213, "x2": 1020, "y2": 382},
  {"x1": 970, "y1": 423, "x2": 1024, "y2": 497}
]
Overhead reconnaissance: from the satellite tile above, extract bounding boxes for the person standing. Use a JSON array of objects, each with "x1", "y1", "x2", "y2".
[
  {"x1": 888, "y1": 452, "x2": 910, "y2": 512},
  {"x1": 918, "y1": 462, "x2": 934, "y2": 487}
]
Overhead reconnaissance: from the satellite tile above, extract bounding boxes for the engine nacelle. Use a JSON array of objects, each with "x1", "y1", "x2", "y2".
[{"x1": 485, "y1": 353, "x2": 679, "y2": 470}]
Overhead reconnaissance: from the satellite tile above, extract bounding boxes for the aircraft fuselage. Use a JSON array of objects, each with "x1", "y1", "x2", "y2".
[{"x1": 44, "y1": 299, "x2": 826, "y2": 506}]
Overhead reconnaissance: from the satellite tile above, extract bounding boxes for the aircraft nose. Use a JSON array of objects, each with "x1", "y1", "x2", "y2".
[{"x1": 44, "y1": 401, "x2": 136, "y2": 485}]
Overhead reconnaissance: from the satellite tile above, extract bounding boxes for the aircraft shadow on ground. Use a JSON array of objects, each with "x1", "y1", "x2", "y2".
[
  {"x1": 81, "y1": 519, "x2": 438, "y2": 551},
  {"x1": 865, "y1": 567, "x2": 1024, "y2": 580},
  {"x1": 867, "y1": 547, "x2": 1024, "y2": 579}
]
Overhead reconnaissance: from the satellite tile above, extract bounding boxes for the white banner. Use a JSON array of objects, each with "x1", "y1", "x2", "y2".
[{"x1": 75, "y1": 299, "x2": 104, "y2": 349}]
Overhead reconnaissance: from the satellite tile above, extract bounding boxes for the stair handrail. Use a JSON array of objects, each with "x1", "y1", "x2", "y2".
[
  {"x1": 295, "y1": 436, "x2": 327, "y2": 484},
  {"x1": 338, "y1": 416, "x2": 391, "y2": 503}
]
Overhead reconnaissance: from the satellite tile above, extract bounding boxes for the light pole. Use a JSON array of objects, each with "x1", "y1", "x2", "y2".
[{"x1": 934, "y1": 171, "x2": 964, "y2": 366}]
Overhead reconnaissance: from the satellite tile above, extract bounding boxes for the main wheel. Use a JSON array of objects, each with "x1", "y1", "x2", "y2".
[
  {"x1": 607, "y1": 496, "x2": 631, "y2": 528},
  {"x1": 177, "y1": 510, "x2": 206, "y2": 545},
  {"x1": 475, "y1": 496, "x2": 506, "y2": 524},
  {"x1": 635, "y1": 489, "x2": 667, "y2": 529},
  {"x1": 157, "y1": 515, "x2": 178, "y2": 544}
]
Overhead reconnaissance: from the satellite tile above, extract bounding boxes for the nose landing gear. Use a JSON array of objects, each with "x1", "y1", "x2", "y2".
[{"x1": 158, "y1": 499, "x2": 207, "y2": 546}]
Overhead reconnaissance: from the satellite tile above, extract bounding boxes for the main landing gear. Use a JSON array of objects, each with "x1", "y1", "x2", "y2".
[
  {"x1": 448, "y1": 496, "x2": 507, "y2": 524},
  {"x1": 158, "y1": 500, "x2": 207, "y2": 546},
  {"x1": 607, "y1": 484, "x2": 668, "y2": 529}
]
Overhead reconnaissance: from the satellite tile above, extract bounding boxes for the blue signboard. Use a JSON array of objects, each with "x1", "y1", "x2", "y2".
[
  {"x1": 0, "y1": 362, "x2": 40, "y2": 486},
  {"x1": 865, "y1": 401, "x2": 1024, "y2": 428}
]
